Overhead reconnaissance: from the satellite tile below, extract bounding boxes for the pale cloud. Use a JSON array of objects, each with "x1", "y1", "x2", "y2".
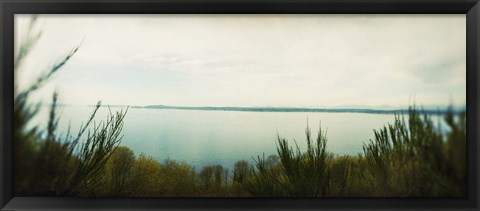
[{"x1": 15, "y1": 14, "x2": 466, "y2": 107}]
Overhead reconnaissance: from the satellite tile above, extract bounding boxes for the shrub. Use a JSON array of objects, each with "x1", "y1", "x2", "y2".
[
  {"x1": 362, "y1": 107, "x2": 466, "y2": 196},
  {"x1": 198, "y1": 164, "x2": 229, "y2": 196},
  {"x1": 233, "y1": 160, "x2": 254, "y2": 183},
  {"x1": 130, "y1": 154, "x2": 163, "y2": 196},
  {"x1": 276, "y1": 123, "x2": 329, "y2": 196},
  {"x1": 14, "y1": 16, "x2": 128, "y2": 196},
  {"x1": 159, "y1": 159, "x2": 197, "y2": 196},
  {"x1": 243, "y1": 154, "x2": 287, "y2": 197},
  {"x1": 107, "y1": 146, "x2": 136, "y2": 196}
]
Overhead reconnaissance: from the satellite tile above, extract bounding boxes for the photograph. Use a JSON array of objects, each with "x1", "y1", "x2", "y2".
[{"x1": 13, "y1": 14, "x2": 466, "y2": 197}]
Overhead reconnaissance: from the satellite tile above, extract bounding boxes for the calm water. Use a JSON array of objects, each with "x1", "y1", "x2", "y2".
[{"x1": 34, "y1": 106, "x2": 404, "y2": 170}]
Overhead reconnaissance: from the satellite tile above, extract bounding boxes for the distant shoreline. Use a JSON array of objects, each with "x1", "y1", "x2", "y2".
[
  {"x1": 68, "y1": 104, "x2": 463, "y2": 115},
  {"x1": 139, "y1": 105, "x2": 459, "y2": 115}
]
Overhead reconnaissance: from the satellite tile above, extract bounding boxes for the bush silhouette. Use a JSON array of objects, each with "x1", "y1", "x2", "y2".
[
  {"x1": 14, "y1": 16, "x2": 466, "y2": 198},
  {"x1": 14, "y1": 17, "x2": 128, "y2": 196}
]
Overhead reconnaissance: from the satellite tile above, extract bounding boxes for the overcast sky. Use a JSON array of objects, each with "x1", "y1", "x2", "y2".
[{"x1": 15, "y1": 15, "x2": 466, "y2": 108}]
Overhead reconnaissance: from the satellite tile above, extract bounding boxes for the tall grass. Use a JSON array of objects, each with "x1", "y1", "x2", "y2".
[
  {"x1": 14, "y1": 17, "x2": 466, "y2": 197},
  {"x1": 16, "y1": 85, "x2": 467, "y2": 197},
  {"x1": 362, "y1": 107, "x2": 465, "y2": 196},
  {"x1": 241, "y1": 108, "x2": 465, "y2": 197},
  {"x1": 14, "y1": 17, "x2": 128, "y2": 196},
  {"x1": 243, "y1": 154, "x2": 287, "y2": 196},
  {"x1": 277, "y1": 123, "x2": 329, "y2": 196}
]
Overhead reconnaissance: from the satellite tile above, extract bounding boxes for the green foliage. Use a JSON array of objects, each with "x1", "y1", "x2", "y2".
[
  {"x1": 197, "y1": 164, "x2": 230, "y2": 196},
  {"x1": 444, "y1": 109, "x2": 466, "y2": 196},
  {"x1": 13, "y1": 17, "x2": 466, "y2": 197},
  {"x1": 230, "y1": 160, "x2": 255, "y2": 196},
  {"x1": 67, "y1": 104, "x2": 128, "y2": 196},
  {"x1": 276, "y1": 123, "x2": 329, "y2": 196},
  {"x1": 326, "y1": 155, "x2": 353, "y2": 196},
  {"x1": 13, "y1": 17, "x2": 79, "y2": 196},
  {"x1": 16, "y1": 104, "x2": 466, "y2": 197},
  {"x1": 13, "y1": 16, "x2": 80, "y2": 196},
  {"x1": 14, "y1": 16, "x2": 128, "y2": 197},
  {"x1": 108, "y1": 146, "x2": 136, "y2": 196},
  {"x1": 243, "y1": 124, "x2": 332, "y2": 197},
  {"x1": 241, "y1": 108, "x2": 465, "y2": 197},
  {"x1": 129, "y1": 154, "x2": 163, "y2": 196},
  {"x1": 243, "y1": 154, "x2": 287, "y2": 197},
  {"x1": 233, "y1": 160, "x2": 254, "y2": 184},
  {"x1": 362, "y1": 107, "x2": 466, "y2": 196},
  {"x1": 158, "y1": 159, "x2": 197, "y2": 196}
]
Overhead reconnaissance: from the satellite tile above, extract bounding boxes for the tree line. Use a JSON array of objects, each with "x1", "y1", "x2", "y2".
[{"x1": 14, "y1": 17, "x2": 466, "y2": 197}]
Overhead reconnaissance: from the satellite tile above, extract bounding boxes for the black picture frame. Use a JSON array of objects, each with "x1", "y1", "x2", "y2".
[{"x1": 1, "y1": 0, "x2": 479, "y2": 210}]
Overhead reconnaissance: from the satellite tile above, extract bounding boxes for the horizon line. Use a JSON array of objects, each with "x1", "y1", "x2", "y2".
[{"x1": 70, "y1": 104, "x2": 465, "y2": 115}]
